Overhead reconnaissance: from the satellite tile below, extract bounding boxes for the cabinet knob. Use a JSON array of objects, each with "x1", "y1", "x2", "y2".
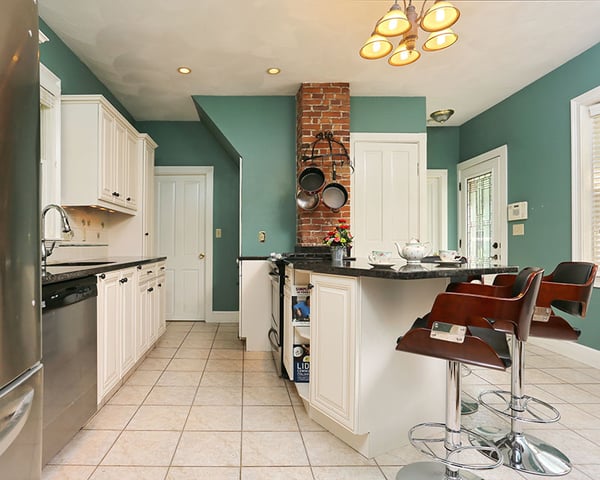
[
  {"x1": 147, "y1": 287, "x2": 154, "y2": 292},
  {"x1": 112, "y1": 192, "x2": 120, "y2": 197},
  {"x1": 119, "y1": 277, "x2": 128, "y2": 284},
  {"x1": 144, "y1": 232, "x2": 149, "y2": 236},
  {"x1": 126, "y1": 197, "x2": 131, "y2": 201},
  {"x1": 99, "y1": 273, "x2": 106, "y2": 279},
  {"x1": 137, "y1": 265, "x2": 142, "y2": 270},
  {"x1": 158, "y1": 283, "x2": 162, "y2": 287}
]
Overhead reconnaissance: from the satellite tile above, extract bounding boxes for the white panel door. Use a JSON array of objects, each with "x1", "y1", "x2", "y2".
[
  {"x1": 155, "y1": 172, "x2": 212, "y2": 321},
  {"x1": 352, "y1": 136, "x2": 427, "y2": 258}
]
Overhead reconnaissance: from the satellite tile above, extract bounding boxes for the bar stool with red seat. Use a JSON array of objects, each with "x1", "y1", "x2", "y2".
[
  {"x1": 468, "y1": 261, "x2": 597, "y2": 476},
  {"x1": 395, "y1": 267, "x2": 543, "y2": 480}
]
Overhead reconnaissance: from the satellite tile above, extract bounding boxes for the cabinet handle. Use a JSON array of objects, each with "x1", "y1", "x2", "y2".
[
  {"x1": 112, "y1": 192, "x2": 120, "y2": 197},
  {"x1": 160, "y1": 266, "x2": 165, "y2": 270},
  {"x1": 147, "y1": 270, "x2": 153, "y2": 274},
  {"x1": 144, "y1": 232, "x2": 149, "y2": 236},
  {"x1": 99, "y1": 273, "x2": 106, "y2": 279},
  {"x1": 119, "y1": 277, "x2": 128, "y2": 284},
  {"x1": 147, "y1": 287, "x2": 154, "y2": 292},
  {"x1": 137, "y1": 265, "x2": 142, "y2": 270}
]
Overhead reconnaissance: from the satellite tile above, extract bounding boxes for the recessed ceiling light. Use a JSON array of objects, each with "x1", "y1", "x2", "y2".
[
  {"x1": 266, "y1": 67, "x2": 281, "y2": 75},
  {"x1": 177, "y1": 66, "x2": 191, "y2": 74}
]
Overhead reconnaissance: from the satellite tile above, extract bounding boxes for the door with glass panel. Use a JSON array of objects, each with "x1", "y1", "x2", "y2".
[{"x1": 458, "y1": 145, "x2": 508, "y2": 264}]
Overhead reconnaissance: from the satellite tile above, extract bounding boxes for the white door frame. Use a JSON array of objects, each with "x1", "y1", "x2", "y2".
[
  {"x1": 427, "y1": 169, "x2": 448, "y2": 252},
  {"x1": 155, "y1": 166, "x2": 214, "y2": 321},
  {"x1": 457, "y1": 145, "x2": 508, "y2": 263},
  {"x1": 350, "y1": 132, "x2": 428, "y2": 255}
]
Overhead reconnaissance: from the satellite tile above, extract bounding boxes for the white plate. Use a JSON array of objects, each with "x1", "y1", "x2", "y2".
[{"x1": 368, "y1": 261, "x2": 396, "y2": 268}]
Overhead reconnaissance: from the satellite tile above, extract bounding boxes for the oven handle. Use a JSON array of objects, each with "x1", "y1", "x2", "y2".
[{"x1": 268, "y1": 327, "x2": 280, "y2": 349}]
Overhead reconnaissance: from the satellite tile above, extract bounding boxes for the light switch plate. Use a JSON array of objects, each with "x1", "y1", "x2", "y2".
[
  {"x1": 215, "y1": 228, "x2": 222, "y2": 238},
  {"x1": 513, "y1": 223, "x2": 525, "y2": 236},
  {"x1": 258, "y1": 231, "x2": 266, "y2": 243}
]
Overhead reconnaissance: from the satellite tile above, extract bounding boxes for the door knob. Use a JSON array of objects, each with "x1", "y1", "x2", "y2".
[{"x1": 198, "y1": 253, "x2": 205, "y2": 260}]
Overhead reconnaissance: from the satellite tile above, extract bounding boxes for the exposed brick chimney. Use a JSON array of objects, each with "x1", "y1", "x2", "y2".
[{"x1": 296, "y1": 83, "x2": 351, "y2": 246}]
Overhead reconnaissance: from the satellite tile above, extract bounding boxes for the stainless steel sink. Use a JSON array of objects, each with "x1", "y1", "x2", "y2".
[{"x1": 47, "y1": 261, "x2": 116, "y2": 267}]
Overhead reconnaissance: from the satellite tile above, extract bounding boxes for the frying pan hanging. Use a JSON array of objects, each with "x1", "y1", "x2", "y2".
[
  {"x1": 322, "y1": 161, "x2": 348, "y2": 212},
  {"x1": 298, "y1": 166, "x2": 326, "y2": 193}
]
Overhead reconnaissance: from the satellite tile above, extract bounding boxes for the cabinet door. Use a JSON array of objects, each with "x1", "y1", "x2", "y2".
[
  {"x1": 124, "y1": 128, "x2": 139, "y2": 210},
  {"x1": 120, "y1": 269, "x2": 136, "y2": 375},
  {"x1": 310, "y1": 274, "x2": 357, "y2": 431},
  {"x1": 147, "y1": 279, "x2": 158, "y2": 344},
  {"x1": 136, "y1": 278, "x2": 151, "y2": 360},
  {"x1": 113, "y1": 119, "x2": 127, "y2": 206},
  {"x1": 98, "y1": 107, "x2": 117, "y2": 203},
  {"x1": 157, "y1": 272, "x2": 166, "y2": 337},
  {"x1": 142, "y1": 140, "x2": 155, "y2": 256},
  {"x1": 97, "y1": 271, "x2": 121, "y2": 404}
]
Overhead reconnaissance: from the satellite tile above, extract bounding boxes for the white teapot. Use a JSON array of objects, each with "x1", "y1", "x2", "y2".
[{"x1": 395, "y1": 238, "x2": 431, "y2": 264}]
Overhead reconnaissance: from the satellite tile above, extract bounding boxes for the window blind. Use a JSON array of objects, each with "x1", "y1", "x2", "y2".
[{"x1": 590, "y1": 103, "x2": 600, "y2": 264}]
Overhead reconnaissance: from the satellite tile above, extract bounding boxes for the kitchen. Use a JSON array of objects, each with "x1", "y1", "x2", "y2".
[{"x1": 2, "y1": 1, "x2": 600, "y2": 479}]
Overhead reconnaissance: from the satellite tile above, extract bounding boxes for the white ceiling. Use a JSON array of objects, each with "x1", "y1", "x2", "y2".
[{"x1": 39, "y1": 0, "x2": 600, "y2": 126}]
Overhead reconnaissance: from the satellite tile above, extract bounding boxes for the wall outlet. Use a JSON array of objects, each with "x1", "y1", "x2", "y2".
[
  {"x1": 512, "y1": 223, "x2": 525, "y2": 236},
  {"x1": 258, "y1": 231, "x2": 266, "y2": 243}
]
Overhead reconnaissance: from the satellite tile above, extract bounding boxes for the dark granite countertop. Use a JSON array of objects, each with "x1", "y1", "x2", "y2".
[
  {"x1": 289, "y1": 258, "x2": 518, "y2": 280},
  {"x1": 42, "y1": 256, "x2": 167, "y2": 285}
]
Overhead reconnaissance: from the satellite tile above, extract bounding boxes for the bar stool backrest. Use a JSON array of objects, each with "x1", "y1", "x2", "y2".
[
  {"x1": 512, "y1": 267, "x2": 544, "y2": 342},
  {"x1": 545, "y1": 262, "x2": 596, "y2": 317}
]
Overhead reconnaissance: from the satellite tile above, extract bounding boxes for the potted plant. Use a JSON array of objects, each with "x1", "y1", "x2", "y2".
[{"x1": 323, "y1": 219, "x2": 353, "y2": 262}]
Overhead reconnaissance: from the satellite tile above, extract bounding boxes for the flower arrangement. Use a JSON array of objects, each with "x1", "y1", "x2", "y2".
[{"x1": 323, "y1": 219, "x2": 353, "y2": 247}]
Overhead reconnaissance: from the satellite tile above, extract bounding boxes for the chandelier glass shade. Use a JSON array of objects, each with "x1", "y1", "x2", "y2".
[{"x1": 360, "y1": 0, "x2": 460, "y2": 66}]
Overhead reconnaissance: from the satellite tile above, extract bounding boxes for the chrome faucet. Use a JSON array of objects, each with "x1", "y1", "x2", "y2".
[{"x1": 41, "y1": 204, "x2": 72, "y2": 267}]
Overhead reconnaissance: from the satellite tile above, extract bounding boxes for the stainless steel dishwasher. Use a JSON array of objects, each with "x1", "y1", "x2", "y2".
[{"x1": 41, "y1": 275, "x2": 98, "y2": 466}]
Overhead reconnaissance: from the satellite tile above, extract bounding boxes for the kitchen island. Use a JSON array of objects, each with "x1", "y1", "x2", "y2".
[{"x1": 285, "y1": 259, "x2": 517, "y2": 458}]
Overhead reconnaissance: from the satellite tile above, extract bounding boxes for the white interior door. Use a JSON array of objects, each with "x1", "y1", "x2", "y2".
[
  {"x1": 155, "y1": 167, "x2": 213, "y2": 321},
  {"x1": 458, "y1": 145, "x2": 508, "y2": 264},
  {"x1": 351, "y1": 133, "x2": 427, "y2": 259}
]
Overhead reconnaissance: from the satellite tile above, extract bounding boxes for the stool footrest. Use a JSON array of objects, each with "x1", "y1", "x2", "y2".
[
  {"x1": 408, "y1": 422, "x2": 503, "y2": 471},
  {"x1": 479, "y1": 389, "x2": 560, "y2": 423}
]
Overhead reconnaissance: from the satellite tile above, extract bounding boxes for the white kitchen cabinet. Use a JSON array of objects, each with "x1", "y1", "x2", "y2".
[
  {"x1": 135, "y1": 262, "x2": 166, "y2": 359},
  {"x1": 120, "y1": 268, "x2": 136, "y2": 374},
  {"x1": 309, "y1": 273, "x2": 357, "y2": 431},
  {"x1": 61, "y1": 95, "x2": 140, "y2": 214},
  {"x1": 109, "y1": 134, "x2": 158, "y2": 257},
  {"x1": 96, "y1": 270, "x2": 121, "y2": 404},
  {"x1": 238, "y1": 260, "x2": 271, "y2": 351}
]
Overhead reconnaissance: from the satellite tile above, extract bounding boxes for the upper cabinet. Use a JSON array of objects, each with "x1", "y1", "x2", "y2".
[{"x1": 61, "y1": 95, "x2": 140, "y2": 214}]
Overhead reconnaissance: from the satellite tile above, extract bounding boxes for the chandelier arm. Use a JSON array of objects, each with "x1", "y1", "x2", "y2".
[
  {"x1": 403, "y1": 0, "x2": 407, "y2": 11},
  {"x1": 418, "y1": 0, "x2": 428, "y2": 21}
]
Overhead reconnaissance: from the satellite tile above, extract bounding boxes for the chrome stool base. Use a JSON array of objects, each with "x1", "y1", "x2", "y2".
[
  {"x1": 409, "y1": 422, "x2": 502, "y2": 471},
  {"x1": 395, "y1": 461, "x2": 488, "y2": 480},
  {"x1": 471, "y1": 430, "x2": 572, "y2": 476},
  {"x1": 461, "y1": 392, "x2": 479, "y2": 416},
  {"x1": 479, "y1": 389, "x2": 560, "y2": 424}
]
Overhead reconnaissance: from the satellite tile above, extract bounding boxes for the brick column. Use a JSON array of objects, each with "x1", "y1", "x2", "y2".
[{"x1": 296, "y1": 83, "x2": 351, "y2": 246}]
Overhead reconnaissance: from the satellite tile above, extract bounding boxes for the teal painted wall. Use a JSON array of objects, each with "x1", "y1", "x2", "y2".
[
  {"x1": 193, "y1": 96, "x2": 297, "y2": 256},
  {"x1": 427, "y1": 127, "x2": 460, "y2": 249},
  {"x1": 459, "y1": 42, "x2": 600, "y2": 349},
  {"x1": 39, "y1": 19, "x2": 134, "y2": 124},
  {"x1": 137, "y1": 122, "x2": 240, "y2": 311},
  {"x1": 350, "y1": 97, "x2": 426, "y2": 133}
]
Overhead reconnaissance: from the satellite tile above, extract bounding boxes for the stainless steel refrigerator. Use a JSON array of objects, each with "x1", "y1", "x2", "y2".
[{"x1": 0, "y1": 0, "x2": 43, "y2": 479}]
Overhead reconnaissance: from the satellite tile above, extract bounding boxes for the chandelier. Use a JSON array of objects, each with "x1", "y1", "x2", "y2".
[{"x1": 360, "y1": 0, "x2": 460, "y2": 66}]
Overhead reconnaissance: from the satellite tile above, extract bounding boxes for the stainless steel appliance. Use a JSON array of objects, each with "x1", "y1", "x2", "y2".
[
  {"x1": 0, "y1": 0, "x2": 44, "y2": 478},
  {"x1": 42, "y1": 276, "x2": 98, "y2": 466}
]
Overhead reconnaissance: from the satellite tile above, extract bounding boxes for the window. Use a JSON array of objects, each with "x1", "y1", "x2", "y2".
[{"x1": 571, "y1": 85, "x2": 600, "y2": 285}]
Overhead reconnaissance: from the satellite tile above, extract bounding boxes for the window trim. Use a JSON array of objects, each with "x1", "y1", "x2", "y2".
[{"x1": 571, "y1": 85, "x2": 600, "y2": 286}]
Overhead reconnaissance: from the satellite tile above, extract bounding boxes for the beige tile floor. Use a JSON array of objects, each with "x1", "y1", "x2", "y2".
[{"x1": 43, "y1": 322, "x2": 600, "y2": 480}]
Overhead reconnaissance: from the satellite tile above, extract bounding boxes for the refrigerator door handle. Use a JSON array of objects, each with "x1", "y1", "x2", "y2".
[{"x1": 0, "y1": 387, "x2": 34, "y2": 456}]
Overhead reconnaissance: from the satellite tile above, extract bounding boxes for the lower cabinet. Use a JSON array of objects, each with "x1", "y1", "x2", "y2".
[
  {"x1": 97, "y1": 262, "x2": 166, "y2": 405},
  {"x1": 309, "y1": 273, "x2": 357, "y2": 431}
]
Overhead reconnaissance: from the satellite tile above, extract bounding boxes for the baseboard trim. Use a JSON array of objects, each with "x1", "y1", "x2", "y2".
[
  {"x1": 529, "y1": 337, "x2": 600, "y2": 369},
  {"x1": 208, "y1": 311, "x2": 239, "y2": 324}
]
